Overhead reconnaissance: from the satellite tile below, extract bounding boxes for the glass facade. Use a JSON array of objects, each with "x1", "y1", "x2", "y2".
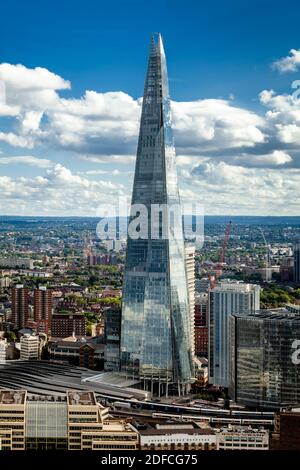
[
  {"x1": 120, "y1": 34, "x2": 192, "y2": 387},
  {"x1": 229, "y1": 310, "x2": 300, "y2": 409},
  {"x1": 209, "y1": 283, "x2": 260, "y2": 388},
  {"x1": 26, "y1": 400, "x2": 68, "y2": 449}
]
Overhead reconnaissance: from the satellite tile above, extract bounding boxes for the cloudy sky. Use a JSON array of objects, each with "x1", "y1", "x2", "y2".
[{"x1": 0, "y1": 0, "x2": 300, "y2": 216}]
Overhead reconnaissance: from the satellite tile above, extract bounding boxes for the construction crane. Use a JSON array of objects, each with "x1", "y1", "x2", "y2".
[
  {"x1": 209, "y1": 220, "x2": 232, "y2": 289},
  {"x1": 259, "y1": 227, "x2": 271, "y2": 268}
]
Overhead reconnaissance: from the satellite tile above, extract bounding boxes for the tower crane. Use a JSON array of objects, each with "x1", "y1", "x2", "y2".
[{"x1": 209, "y1": 220, "x2": 232, "y2": 289}]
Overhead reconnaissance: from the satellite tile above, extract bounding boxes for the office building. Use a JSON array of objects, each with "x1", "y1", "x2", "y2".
[
  {"x1": 12, "y1": 284, "x2": 29, "y2": 330},
  {"x1": 138, "y1": 423, "x2": 216, "y2": 450},
  {"x1": 67, "y1": 391, "x2": 138, "y2": 450},
  {"x1": 104, "y1": 307, "x2": 121, "y2": 371},
  {"x1": 0, "y1": 390, "x2": 26, "y2": 450},
  {"x1": 216, "y1": 426, "x2": 269, "y2": 450},
  {"x1": 0, "y1": 390, "x2": 138, "y2": 451},
  {"x1": 229, "y1": 309, "x2": 300, "y2": 408},
  {"x1": 20, "y1": 334, "x2": 39, "y2": 360},
  {"x1": 33, "y1": 286, "x2": 53, "y2": 334},
  {"x1": 120, "y1": 34, "x2": 193, "y2": 395},
  {"x1": 51, "y1": 312, "x2": 86, "y2": 338},
  {"x1": 294, "y1": 241, "x2": 300, "y2": 283},
  {"x1": 209, "y1": 281, "x2": 260, "y2": 388}
]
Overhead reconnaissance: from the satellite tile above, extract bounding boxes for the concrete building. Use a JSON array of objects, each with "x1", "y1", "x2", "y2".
[
  {"x1": 0, "y1": 390, "x2": 138, "y2": 451},
  {"x1": 185, "y1": 244, "x2": 196, "y2": 359},
  {"x1": 138, "y1": 422, "x2": 216, "y2": 450},
  {"x1": 20, "y1": 334, "x2": 39, "y2": 360},
  {"x1": 216, "y1": 426, "x2": 269, "y2": 450},
  {"x1": 0, "y1": 277, "x2": 11, "y2": 289},
  {"x1": 51, "y1": 312, "x2": 86, "y2": 337},
  {"x1": 67, "y1": 391, "x2": 138, "y2": 450},
  {"x1": 0, "y1": 338, "x2": 7, "y2": 364},
  {"x1": 0, "y1": 390, "x2": 26, "y2": 450},
  {"x1": 49, "y1": 337, "x2": 104, "y2": 370},
  {"x1": 33, "y1": 286, "x2": 53, "y2": 334},
  {"x1": 194, "y1": 293, "x2": 208, "y2": 357},
  {"x1": 12, "y1": 284, "x2": 29, "y2": 330},
  {"x1": 209, "y1": 281, "x2": 260, "y2": 388}
]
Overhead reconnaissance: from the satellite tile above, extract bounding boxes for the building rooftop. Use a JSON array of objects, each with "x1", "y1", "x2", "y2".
[
  {"x1": 233, "y1": 308, "x2": 300, "y2": 322},
  {"x1": 67, "y1": 390, "x2": 96, "y2": 406},
  {"x1": 139, "y1": 427, "x2": 215, "y2": 436},
  {"x1": 212, "y1": 281, "x2": 259, "y2": 292},
  {"x1": 0, "y1": 390, "x2": 26, "y2": 405}
]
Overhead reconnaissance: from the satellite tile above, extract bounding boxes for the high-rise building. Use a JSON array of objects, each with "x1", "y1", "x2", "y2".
[
  {"x1": 229, "y1": 309, "x2": 300, "y2": 409},
  {"x1": 120, "y1": 34, "x2": 193, "y2": 395},
  {"x1": 195, "y1": 293, "x2": 208, "y2": 357},
  {"x1": 104, "y1": 307, "x2": 121, "y2": 372},
  {"x1": 293, "y1": 241, "x2": 300, "y2": 283},
  {"x1": 209, "y1": 281, "x2": 260, "y2": 388},
  {"x1": 11, "y1": 284, "x2": 29, "y2": 330},
  {"x1": 185, "y1": 244, "x2": 196, "y2": 358},
  {"x1": 51, "y1": 312, "x2": 86, "y2": 338},
  {"x1": 34, "y1": 286, "x2": 53, "y2": 334},
  {"x1": 280, "y1": 256, "x2": 294, "y2": 282},
  {"x1": 195, "y1": 277, "x2": 210, "y2": 294}
]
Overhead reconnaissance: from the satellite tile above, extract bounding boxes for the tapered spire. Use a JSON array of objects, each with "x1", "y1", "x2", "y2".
[{"x1": 120, "y1": 34, "x2": 193, "y2": 393}]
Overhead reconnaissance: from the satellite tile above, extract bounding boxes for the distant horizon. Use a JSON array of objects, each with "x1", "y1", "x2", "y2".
[{"x1": 1, "y1": 214, "x2": 300, "y2": 220}]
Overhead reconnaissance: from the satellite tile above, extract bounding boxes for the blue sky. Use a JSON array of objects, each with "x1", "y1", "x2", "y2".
[{"x1": 0, "y1": 0, "x2": 300, "y2": 215}]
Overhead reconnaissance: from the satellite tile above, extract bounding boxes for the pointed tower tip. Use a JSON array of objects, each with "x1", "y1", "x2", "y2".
[{"x1": 150, "y1": 33, "x2": 165, "y2": 57}]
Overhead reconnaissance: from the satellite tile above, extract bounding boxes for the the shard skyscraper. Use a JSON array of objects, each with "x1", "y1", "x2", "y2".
[{"x1": 120, "y1": 34, "x2": 193, "y2": 395}]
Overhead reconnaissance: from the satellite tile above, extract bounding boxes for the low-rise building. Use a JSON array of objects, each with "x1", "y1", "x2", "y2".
[
  {"x1": 216, "y1": 425, "x2": 269, "y2": 450},
  {"x1": 0, "y1": 258, "x2": 33, "y2": 269},
  {"x1": 49, "y1": 337, "x2": 104, "y2": 370},
  {"x1": 138, "y1": 423, "x2": 216, "y2": 451}
]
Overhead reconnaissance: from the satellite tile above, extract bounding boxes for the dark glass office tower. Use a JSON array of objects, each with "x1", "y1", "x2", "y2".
[{"x1": 120, "y1": 34, "x2": 193, "y2": 395}]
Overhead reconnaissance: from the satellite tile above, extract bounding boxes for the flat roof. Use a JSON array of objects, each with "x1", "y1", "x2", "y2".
[
  {"x1": 139, "y1": 428, "x2": 215, "y2": 436},
  {"x1": 233, "y1": 309, "x2": 300, "y2": 321},
  {"x1": 67, "y1": 390, "x2": 96, "y2": 406},
  {"x1": 0, "y1": 390, "x2": 26, "y2": 405}
]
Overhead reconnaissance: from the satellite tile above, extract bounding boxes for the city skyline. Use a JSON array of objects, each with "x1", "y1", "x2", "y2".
[{"x1": 0, "y1": 0, "x2": 300, "y2": 216}]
